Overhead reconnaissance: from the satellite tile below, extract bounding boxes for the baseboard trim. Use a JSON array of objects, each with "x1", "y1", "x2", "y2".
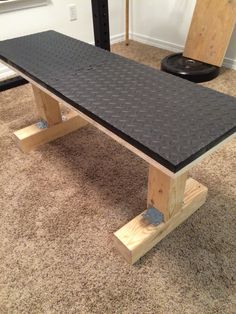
[
  {"x1": 222, "y1": 57, "x2": 236, "y2": 70},
  {"x1": 0, "y1": 65, "x2": 16, "y2": 81},
  {"x1": 131, "y1": 32, "x2": 236, "y2": 70},
  {"x1": 111, "y1": 33, "x2": 125, "y2": 44},
  {"x1": 131, "y1": 32, "x2": 183, "y2": 53},
  {"x1": 90, "y1": 33, "x2": 125, "y2": 46}
]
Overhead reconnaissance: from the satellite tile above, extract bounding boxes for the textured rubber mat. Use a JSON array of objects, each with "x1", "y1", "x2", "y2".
[{"x1": 0, "y1": 31, "x2": 235, "y2": 172}]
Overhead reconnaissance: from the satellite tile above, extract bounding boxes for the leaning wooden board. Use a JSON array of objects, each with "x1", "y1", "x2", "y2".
[{"x1": 184, "y1": 0, "x2": 236, "y2": 66}]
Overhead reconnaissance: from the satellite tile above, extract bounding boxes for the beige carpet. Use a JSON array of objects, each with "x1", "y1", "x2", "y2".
[{"x1": 0, "y1": 41, "x2": 235, "y2": 314}]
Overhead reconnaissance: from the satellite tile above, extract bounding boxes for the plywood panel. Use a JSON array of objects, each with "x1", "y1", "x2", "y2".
[{"x1": 184, "y1": 0, "x2": 236, "y2": 66}]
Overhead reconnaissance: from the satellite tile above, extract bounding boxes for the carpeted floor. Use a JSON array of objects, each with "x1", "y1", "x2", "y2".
[{"x1": 0, "y1": 41, "x2": 235, "y2": 314}]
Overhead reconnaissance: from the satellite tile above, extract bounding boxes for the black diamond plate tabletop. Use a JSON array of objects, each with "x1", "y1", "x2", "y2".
[{"x1": 0, "y1": 31, "x2": 235, "y2": 172}]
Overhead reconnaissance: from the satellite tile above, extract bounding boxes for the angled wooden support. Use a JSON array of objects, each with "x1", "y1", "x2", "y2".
[
  {"x1": 114, "y1": 166, "x2": 208, "y2": 264},
  {"x1": 14, "y1": 84, "x2": 88, "y2": 152}
]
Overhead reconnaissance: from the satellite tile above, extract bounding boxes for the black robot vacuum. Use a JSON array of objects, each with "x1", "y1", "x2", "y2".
[{"x1": 161, "y1": 53, "x2": 220, "y2": 83}]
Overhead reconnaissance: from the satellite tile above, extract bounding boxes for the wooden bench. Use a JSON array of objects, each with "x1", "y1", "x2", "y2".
[{"x1": 0, "y1": 31, "x2": 235, "y2": 264}]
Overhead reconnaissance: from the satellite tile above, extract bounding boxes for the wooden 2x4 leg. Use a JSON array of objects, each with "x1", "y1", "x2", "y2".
[
  {"x1": 113, "y1": 166, "x2": 208, "y2": 264},
  {"x1": 31, "y1": 85, "x2": 62, "y2": 127},
  {"x1": 14, "y1": 84, "x2": 88, "y2": 152},
  {"x1": 147, "y1": 166, "x2": 188, "y2": 221}
]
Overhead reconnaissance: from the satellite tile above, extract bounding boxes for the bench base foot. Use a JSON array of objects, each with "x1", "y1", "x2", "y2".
[
  {"x1": 14, "y1": 110, "x2": 88, "y2": 153},
  {"x1": 113, "y1": 178, "x2": 208, "y2": 264}
]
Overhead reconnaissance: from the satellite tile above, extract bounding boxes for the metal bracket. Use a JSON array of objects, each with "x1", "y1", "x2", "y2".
[
  {"x1": 61, "y1": 113, "x2": 67, "y2": 122},
  {"x1": 36, "y1": 119, "x2": 48, "y2": 129},
  {"x1": 142, "y1": 207, "x2": 164, "y2": 226},
  {"x1": 36, "y1": 115, "x2": 66, "y2": 129}
]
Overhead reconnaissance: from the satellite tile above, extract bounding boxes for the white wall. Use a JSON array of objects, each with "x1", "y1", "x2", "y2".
[
  {"x1": 2, "y1": 0, "x2": 236, "y2": 78},
  {"x1": 130, "y1": 0, "x2": 236, "y2": 69},
  {"x1": 0, "y1": 0, "x2": 125, "y2": 78},
  {"x1": 0, "y1": 0, "x2": 125, "y2": 41}
]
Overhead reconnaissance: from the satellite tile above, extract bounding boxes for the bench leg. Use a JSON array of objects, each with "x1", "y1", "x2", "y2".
[
  {"x1": 14, "y1": 84, "x2": 88, "y2": 152},
  {"x1": 113, "y1": 166, "x2": 208, "y2": 264},
  {"x1": 32, "y1": 84, "x2": 63, "y2": 127}
]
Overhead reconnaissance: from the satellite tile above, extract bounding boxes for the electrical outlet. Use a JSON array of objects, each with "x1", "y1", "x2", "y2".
[{"x1": 69, "y1": 4, "x2": 77, "y2": 21}]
